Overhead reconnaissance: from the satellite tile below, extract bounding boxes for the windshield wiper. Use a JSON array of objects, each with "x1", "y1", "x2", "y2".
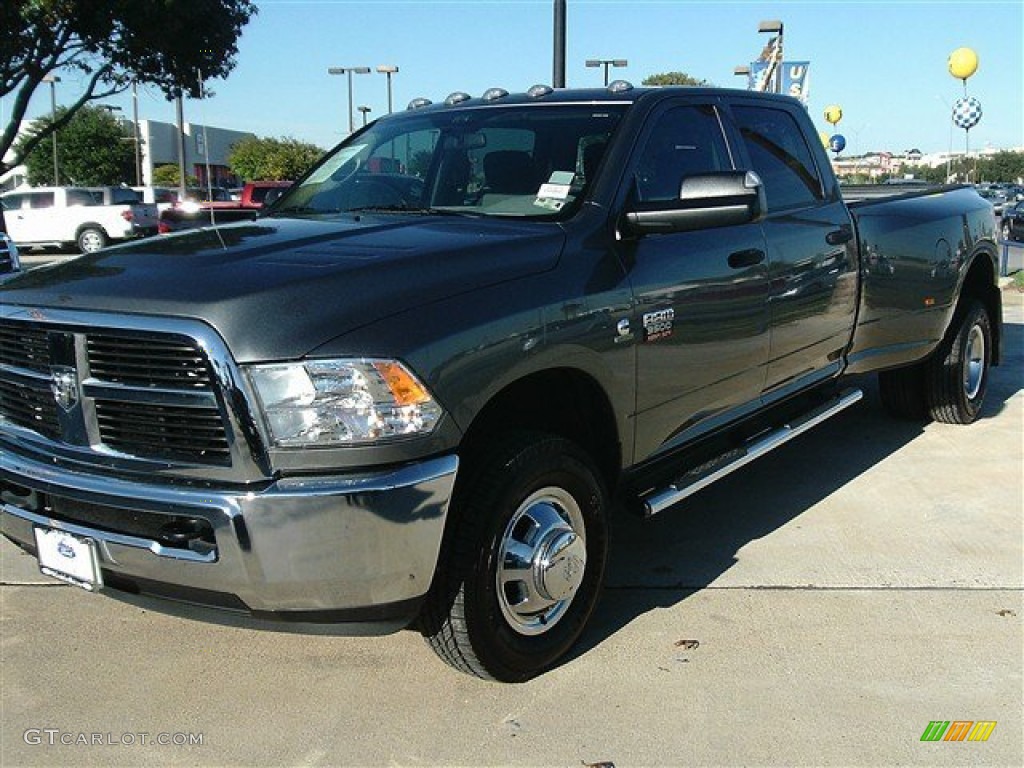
[
  {"x1": 271, "y1": 205, "x2": 333, "y2": 215},
  {"x1": 346, "y1": 205, "x2": 484, "y2": 218},
  {"x1": 347, "y1": 205, "x2": 424, "y2": 214}
]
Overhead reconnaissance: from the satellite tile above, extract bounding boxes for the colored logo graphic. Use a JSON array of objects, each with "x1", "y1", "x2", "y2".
[{"x1": 920, "y1": 721, "x2": 996, "y2": 742}]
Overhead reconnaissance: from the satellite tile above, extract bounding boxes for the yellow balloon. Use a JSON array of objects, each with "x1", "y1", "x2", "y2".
[
  {"x1": 948, "y1": 47, "x2": 979, "y2": 80},
  {"x1": 824, "y1": 105, "x2": 843, "y2": 125},
  {"x1": 819, "y1": 131, "x2": 830, "y2": 149}
]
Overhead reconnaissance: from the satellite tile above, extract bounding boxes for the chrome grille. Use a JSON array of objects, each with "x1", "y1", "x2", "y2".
[
  {"x1": 87, "y1": 334, "x2": 213, "y2": 388},
  {"x1": 0, "y1": 324, "x2": 50, "y2": 373},
  {"x1": 94, "y1": 399, "x2": 230, "y2": 463},
  {"x1": 0, "y1": 317, "x2": 233, "y2": 467},
  {"x1": 0, "y1": 376, "x2": 60, "y2": 439}
]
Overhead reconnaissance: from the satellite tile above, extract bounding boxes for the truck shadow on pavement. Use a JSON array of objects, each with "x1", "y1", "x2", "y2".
[{"x1": 573, "y1": 314, "x2": 1023, "y2": 662}]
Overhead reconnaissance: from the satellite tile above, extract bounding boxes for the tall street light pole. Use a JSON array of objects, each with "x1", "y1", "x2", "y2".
[
  {"x1": 376, "y1": 65, "x2": 399, "y2": 113},
  {"x1": 328, "y1": 66, "x2": 370, "y2": 134},
  {"x1": 553, "y1": 0, "x2": 566, "y2": 88},
  {"x1": 357, "y1": 105, "x2": 372, "y2": 127},
  {"x1": 41, "y1": 74, "x2": 60, "y2": 185},
  {"x1": 175, "y1": 92, "x2": 187, "y2": 199},
  {"x1": 585, "y1": 59, "x2": 627, "y2": 87},
  {"x1": 132, "y1": 82, "x2": 142, "y2": 186}
]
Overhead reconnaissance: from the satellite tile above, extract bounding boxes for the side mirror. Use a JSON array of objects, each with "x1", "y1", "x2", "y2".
[{"x1": 624, "y1": 170, "x2": 766, "y2": 235}]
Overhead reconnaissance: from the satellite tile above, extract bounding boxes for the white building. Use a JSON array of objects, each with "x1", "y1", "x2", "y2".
[
  {"x1": 2, "y1": 119, "x2": 255, "y2": 191},
  {"x1": 138, "y1": 119, "x2": 255, "y2": 187}
]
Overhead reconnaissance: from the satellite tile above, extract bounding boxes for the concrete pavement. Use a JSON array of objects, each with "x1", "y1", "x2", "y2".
[{"x1": 2, "y1": 290, "x2": 1022, "y2": 767}]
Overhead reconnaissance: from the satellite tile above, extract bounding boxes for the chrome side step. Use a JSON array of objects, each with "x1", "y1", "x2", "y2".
[{"x1": 641, "y1": 388, "x2": 864, "y2": 517}]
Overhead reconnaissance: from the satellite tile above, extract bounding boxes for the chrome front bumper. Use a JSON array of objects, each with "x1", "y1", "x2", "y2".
[{"x1": 1, "y1": 448, "x2": 458, "y2": 628}]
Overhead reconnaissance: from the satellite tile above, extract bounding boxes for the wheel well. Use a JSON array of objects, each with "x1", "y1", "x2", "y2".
[
  {"x1": 457, "y1": 369, "x2": 621, "y2": 492},
  {"x1": 75, "y1": 223, "x2": 106, "y2": 237},
  {"x1": 959, "y1": 252, "x2": 1002, "y2": 365}
]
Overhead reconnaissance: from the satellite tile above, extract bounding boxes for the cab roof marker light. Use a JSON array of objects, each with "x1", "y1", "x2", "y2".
[
  {"x1": 444, "y1": 91, "x2": 471, "y2": 106},
  {"x1": 406, "y1": 97, "x2": 433, "y2": 110},
  {"x1": 607, "y1": 80, "x2": 633, "y2": 94},
  {"x1": 482, "y1": 87, "x2": 509, "y2": 101},
  {"x1": 527, "y1": 84, "x2": 554, "y2": 99}
]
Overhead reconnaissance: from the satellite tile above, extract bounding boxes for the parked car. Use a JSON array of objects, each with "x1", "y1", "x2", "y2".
[
  {"x1": 0, "y1": 186, "x2": 158, "y2": 252},
  {"x1": 0, "y1": 200, "x2": 23, "y2": 279},
  {"x1": 157, "y1": 182, "x2": 293, "y2": 234},
  {"x1": 1001, "y1": 199, "x2": 1024, "y2": 242},
  {"x1": 977, "y1": 186, "x2": 1011, "y2": 217},
  {"x1": 236, "y1": 181, "x2": 292, "y2": 209},
  {"x1": 131, "y1": 186, "x2": 181, "y2": 212}
]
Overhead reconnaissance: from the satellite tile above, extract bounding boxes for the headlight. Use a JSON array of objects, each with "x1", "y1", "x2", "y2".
[{"x1": 247, "y1": 359, "x2": 443, "y2": 447}]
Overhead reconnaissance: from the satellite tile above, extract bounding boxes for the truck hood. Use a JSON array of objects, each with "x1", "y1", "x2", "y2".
[{"x1": 0, "y1": 215, "x2": 565, "y2": 361}]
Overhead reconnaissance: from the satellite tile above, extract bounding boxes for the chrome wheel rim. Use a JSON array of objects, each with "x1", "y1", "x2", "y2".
[
  {"x1": 496, "y1": 486, "x2": 587, "y2": 636},
  {"x1": 963, "y1": 323, "x2": 986, "y2": 400},
  {"x1": 80, "y1": 231, "x2": 103, "y2": 252}
]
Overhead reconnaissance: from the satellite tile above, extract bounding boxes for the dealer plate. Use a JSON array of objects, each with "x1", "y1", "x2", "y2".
[{"x1": 33, "y1": 527, "x2": 103, "y2": 591}]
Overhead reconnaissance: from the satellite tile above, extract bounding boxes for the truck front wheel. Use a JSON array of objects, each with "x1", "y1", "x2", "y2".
[
  {"x1": 926, "y1": 301, "x2": 992, "y2": 424},
  {"x1": 420, "y1": 432, "x2": 608, "y2": 682}
]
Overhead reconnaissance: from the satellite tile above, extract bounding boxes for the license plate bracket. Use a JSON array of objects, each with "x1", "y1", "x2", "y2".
[{"x1": 33, "y1": 527, "x2": 103, "y2": 591}]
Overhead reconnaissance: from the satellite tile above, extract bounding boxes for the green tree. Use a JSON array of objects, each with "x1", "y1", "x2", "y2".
[
  {"x1": 16, "y1": 105, "x2": 135, "y2": 185},
  {"x1": 642, "y1": 71, "x2": 710, "y2": 87},
  {"x1": 407, "y1": 150, "x2": 433, "y2": 179},
  {"x1": 898, "y1": 151, "x2": 1024, "y2": 185},
  {"x1": 978, "y1": 151, "x2": 1024, "y2": 183},
  {"x1": 152, "y1": 164, "x2": 198, "y2": 188},
  {"x1": 227, "y1": 136, "x2": 325, "y2": 181},
  {"x1": 1, "y1": 1, "x2": 257, "y2": 175}
]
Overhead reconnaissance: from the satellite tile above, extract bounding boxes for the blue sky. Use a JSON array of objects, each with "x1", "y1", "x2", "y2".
[{"x1": 14, "y1": 0, "x2": 1024, "y2": 156}]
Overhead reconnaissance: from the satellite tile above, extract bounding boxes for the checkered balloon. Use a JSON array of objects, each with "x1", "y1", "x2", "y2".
[{"x1": 952, "y1": 96, "x2": 982, "y2": 130}]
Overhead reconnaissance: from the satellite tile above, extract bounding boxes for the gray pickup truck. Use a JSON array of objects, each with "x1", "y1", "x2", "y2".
[{"x1": 0, "y1": 85, "x2": 1001, "y2": 681}]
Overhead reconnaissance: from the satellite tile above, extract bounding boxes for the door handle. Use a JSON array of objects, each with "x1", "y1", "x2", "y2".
[
  {"x1": 826, "y1": 227, "x2": 854, "y2": 246},
  {"x1": 728, "y1": 248, "x2": 765, "y2": 269}
]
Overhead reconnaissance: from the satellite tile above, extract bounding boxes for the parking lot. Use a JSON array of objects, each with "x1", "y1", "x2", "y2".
[{"x1": 2, "y1": 285, "x2": 1022, "y2": 767}]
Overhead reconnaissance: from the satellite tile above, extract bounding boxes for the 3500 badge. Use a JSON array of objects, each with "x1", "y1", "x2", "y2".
[{"x1": 642, "y1": 308, "x2": 675, "y2": 342}]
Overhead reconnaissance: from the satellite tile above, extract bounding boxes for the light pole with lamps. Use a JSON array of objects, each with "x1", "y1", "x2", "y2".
[
  {"x1": 131, "y1": 82, "x2": 142, "y2": 186},
  {"x1": 757, "y1": 19, "x2": 784, "y2": 94},
  {"x1": 41, "y1": 74, "x2": 60, "y2": 185},
  {"x1": 585, "y1": 58, "x2": 627, "y2": 87},
  {"x1": 733, "y1": 65, "x2": 751, "y2": 89},
  {"x1": 357, "y1": 105, "x2": 372, "y2": 127},
  {"x1": 376, "y1": 65, "x2": 399, "y2": 113},
  {"x1": 327, "y1": 66, "x2": 370, "y2": 134}
]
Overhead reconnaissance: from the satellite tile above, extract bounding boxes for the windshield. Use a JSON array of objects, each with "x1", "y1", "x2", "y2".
[{"x1": 272, "y1": 104, "x2": 626, "y2": 220}]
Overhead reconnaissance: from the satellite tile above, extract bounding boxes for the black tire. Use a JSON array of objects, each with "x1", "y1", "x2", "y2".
[
  {"x1": 925, "y1": 301, "x2": 992, "y2": 424},
  {"x1": 420, "y1": 432, "x2": 609, "y2": 682},
  {"x1": 77, "y1": 227, "x2": 107, "y2": 253},
  {"x1": 878, "y1": 363, "x2": 929, "y2": 420}
]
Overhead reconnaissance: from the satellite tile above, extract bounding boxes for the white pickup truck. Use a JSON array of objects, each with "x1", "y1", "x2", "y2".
[{"x1": 0, "y1": 186, "x2": 158, "y2": 253}]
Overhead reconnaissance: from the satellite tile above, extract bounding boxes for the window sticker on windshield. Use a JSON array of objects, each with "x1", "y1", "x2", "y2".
[
  {"x1": 536, "y1": 171, "x2": 575, "y2": 202},
  {"x1": 533, "y1": 197, "x2": 565, "y2": 211}
]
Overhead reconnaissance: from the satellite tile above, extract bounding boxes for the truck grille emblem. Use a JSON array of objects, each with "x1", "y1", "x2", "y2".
[{"x1": 50, "y1": 367, "x2": 79, "y2": 412}]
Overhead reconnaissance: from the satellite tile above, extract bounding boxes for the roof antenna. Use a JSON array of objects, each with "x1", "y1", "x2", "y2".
[{"x1": 196, "y1": 68, "x2": 227, "y2": 250}]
